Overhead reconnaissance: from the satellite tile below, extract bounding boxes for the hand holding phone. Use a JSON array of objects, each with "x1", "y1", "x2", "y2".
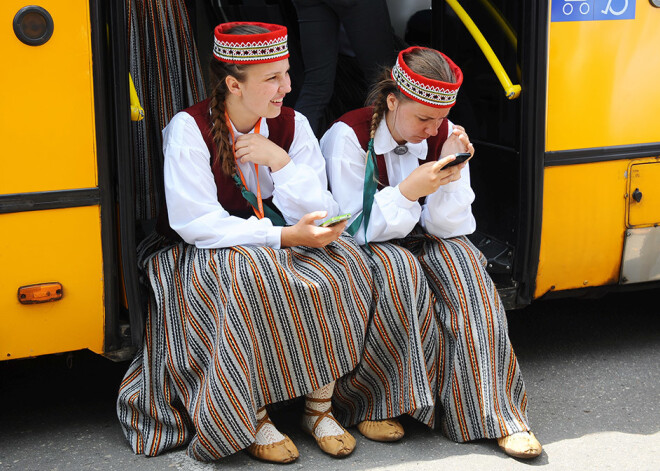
[
  {"x1": 442, "y1": 152, "x2": 472, "y2": 169},
  {"x1": 320, "y1": 213, "x2": 351, "y2": 227}
]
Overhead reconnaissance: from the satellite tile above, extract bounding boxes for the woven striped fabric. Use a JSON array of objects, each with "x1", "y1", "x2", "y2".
[
  {"x1": 406, "y1": 234, "x2": 530, "y2": 441},
  {"x1": 334, "y1": 242, "x2": 440, "y2": 427},
  {"x1": 117, "y1": 234, "x2": 373, "y2": 461},
  {"x1": 127, "y1": 0, "x2": 206, "y2": 220},
  {"x1": 333, "y1": 234, "x2": 530, "y2": 442}
]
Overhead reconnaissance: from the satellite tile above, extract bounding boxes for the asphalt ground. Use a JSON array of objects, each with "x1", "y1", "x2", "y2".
[{"x1": 1, "y1": 288, "x2": 659, "y2": 471}]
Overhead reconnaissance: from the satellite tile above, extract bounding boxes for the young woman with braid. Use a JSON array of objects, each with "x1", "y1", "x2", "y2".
[
  {"x1": 116, "y1": 22, "x2": 373, "y2": 463},
  {"x1": 320, "y1": 46, "x2": 543, "y2": 459}
]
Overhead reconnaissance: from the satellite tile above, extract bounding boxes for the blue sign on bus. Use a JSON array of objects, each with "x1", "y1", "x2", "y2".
[{"x1": 551, "y1": 0, "x2": 636, "y2": 22}]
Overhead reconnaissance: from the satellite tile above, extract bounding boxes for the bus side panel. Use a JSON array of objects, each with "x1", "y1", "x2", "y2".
[
  {"x1": 0, "y1": 207, "x2": 105, "y2": 360},
  {"x1": 546, "y1": 2, "x2": 660, "y2": 152},
  {"x1": 1, "y1": 0, "x2": 97, "y2": 193},
  {"x1": 534, "y1": 160, "x2": 628, "y2": 298}
]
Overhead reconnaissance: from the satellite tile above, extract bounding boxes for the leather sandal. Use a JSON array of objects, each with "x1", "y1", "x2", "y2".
[
  {"x1": 497, "y1": 431, "x2": 542, "y2": 459},
  {"x1": 302, "y1": 397, "x2": 356, "y2": 457},
  {"x1": 357, "y1": 418, "x2": 405, "y2": 442},
  {"x1": 246, "y1": 411, "x2": 299, "y2": 464}
]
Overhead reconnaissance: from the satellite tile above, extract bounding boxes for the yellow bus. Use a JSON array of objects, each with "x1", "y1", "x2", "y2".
[
  {"x1": 1, "y1": 0, "x2": 141, "y2": 361},
  {"x1": 429, "y1": 0, "x2": 660, "y2": 307},
  {"x1": 2, "y1": 0, "x2": 659, "y2": 362}
]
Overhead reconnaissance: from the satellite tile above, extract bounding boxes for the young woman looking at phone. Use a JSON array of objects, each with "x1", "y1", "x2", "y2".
[{"x1": 320, "y1": 46, "x2": 542, "y2": 459}]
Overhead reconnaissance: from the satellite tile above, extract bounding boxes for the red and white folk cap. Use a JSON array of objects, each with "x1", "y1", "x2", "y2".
[
  {"x1": 391, "y1": 46, "x2": 463, "y2": 108},
  {"x1": 213, "y1": 22, "x2": 289, "y2": 64}
]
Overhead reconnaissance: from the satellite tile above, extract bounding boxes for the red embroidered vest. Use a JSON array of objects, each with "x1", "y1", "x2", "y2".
[
  {"x1": 336, "y1": 107, "x2": 448, "y2": 189},
  {"x1": 157, "y1": 98, "x2": 295, "y2": 240}
]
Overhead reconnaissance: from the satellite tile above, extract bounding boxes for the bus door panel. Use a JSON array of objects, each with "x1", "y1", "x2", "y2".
[
  {"x1": 627, "y1": 160, "x2": 660, "y2": 227},
  {"x1": 546, "y1": 1, "x2": 660, "y2": 152},
  {"x1": 621, "y1": 159, "x2": 660, "y2": 285},
  {"x1": 2, "y1": 0, "x2": 98, "y2": 193},
  {"x1": 1, "y1": 0, "x2": 105, "y2": 360},
  {"x1": 0, "y1": 207, "x2": 105, "y2": 360},
  {"x1": 536, "y1": 1, "x2": 660, "y2": 298},
  {"x1": 534, "y1": 160, "x2": 627, "y2": 297}
]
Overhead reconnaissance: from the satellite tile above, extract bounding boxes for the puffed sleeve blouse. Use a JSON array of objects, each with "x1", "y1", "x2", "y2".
[
  {"x1": 163, "y1": 110, "x2": 339, "y2": 249},
  {"x1": 320, "y1": 116, "x2": 476, "y2": 246}
]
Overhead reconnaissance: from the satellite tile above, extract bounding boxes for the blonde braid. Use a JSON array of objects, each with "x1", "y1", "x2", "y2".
[{"x1": 209, "y1": 81, "x2": 235, "y2": 177}]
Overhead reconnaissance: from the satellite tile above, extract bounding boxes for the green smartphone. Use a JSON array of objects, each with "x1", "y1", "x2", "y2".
[{"x1": 320, "y1": 213, "x2": 352, "y2": 227}]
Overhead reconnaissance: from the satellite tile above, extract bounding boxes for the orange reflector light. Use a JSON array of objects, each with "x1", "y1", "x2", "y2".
[{"x1": 18, "y1": 282, "x2": 63, "y2": 304}]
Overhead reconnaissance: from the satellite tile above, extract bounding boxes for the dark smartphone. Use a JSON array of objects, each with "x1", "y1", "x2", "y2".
[{"x1": 443, "y1": 152, "x2": 472, "y2": 168}]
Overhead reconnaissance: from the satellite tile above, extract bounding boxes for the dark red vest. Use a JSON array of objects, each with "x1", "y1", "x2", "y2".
[
  {"x1": 156, "y1": 98, "x2": 295, "y2": 240},
  {"x1": 336, "y1": 107, "x2": 449, "y2": 189}
]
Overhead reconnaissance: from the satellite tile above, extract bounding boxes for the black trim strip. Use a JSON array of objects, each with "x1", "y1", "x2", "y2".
[
  {"x1": 515, "y1": 0, "x2": 548, "y2": 307},
  {"x1": 109, "y1": 0, "x2": 144, "y2": 347},
  {"x1": 0, "y1": 188, "x2": 100, "y2": 214},
  {"x1": 545, "y1": 142, "x2": 660, "y2": 166},
  {"x1": 90, "y1": 0, "x2": 122, "y2": 355}
]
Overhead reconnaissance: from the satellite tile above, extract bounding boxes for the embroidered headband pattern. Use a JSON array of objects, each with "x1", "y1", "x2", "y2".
[
  {"x1": 391, "y1": 47, "x2": 463, "y2": 108},
  {"x1": 213, "y1": 22, "x2": 289, "y2": 64}
]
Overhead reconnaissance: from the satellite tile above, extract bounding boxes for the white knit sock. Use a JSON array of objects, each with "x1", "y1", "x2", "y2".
[
  {"x1": 302, "y1": 381, "x2": 344, "y2": 438},
  {"x1": 253, "y1": 407, "x2": 286, "y2": 445}
]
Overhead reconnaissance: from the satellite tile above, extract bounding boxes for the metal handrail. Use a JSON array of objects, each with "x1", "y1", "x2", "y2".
[
  {"x1": 444, "y1": 0, "x2": 521, "y2": 99},
  {"x1": 129, "y1": 73, "x2": 144, "y2": 121}
]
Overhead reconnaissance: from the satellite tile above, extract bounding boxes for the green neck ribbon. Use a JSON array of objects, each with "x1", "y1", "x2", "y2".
[
  {"x1": 232, "y1": 173, "x2": 286, "y2": 226},
  {"x1": 347, "y1": 138, "x2": 379, "y2": 249}
]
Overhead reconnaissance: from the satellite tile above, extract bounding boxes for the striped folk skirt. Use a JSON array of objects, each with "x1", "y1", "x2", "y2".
[
  {"x1": 334, "y1": 242, "x2": 441, "y2": 427},
  {"x1": 334, "y1": 234, "x2": 530, "y2": 442},
  {"x1": 117, "y1": 234, "x2": 372, "y2": 461}
]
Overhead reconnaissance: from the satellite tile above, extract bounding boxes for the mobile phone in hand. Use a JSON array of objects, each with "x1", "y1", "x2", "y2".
[
  {"x1": 320, "y1": 213, "x2": 351, "y2": 227},
  {"x1": 443, "y1": 152, "x2": 472, "y2": 168}
]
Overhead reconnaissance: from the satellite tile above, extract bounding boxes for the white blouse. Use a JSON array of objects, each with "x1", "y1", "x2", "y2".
[
  {"x1": 320, "y1": 116, "x2": 476, "y2": 245},
  {"x1": 163, "y1": 109, "x2": 339, "y2": 249}
]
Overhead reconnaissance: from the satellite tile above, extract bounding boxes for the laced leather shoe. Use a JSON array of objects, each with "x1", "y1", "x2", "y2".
[
  {"x1": 246, "y1": 413, "x2": 299, "y2": 463},
  {"x1": 302, "y1": 397, "x2": 356, "y2": 457}
]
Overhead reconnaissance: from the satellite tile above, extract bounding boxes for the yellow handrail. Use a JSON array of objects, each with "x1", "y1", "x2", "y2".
[
  {"x1": 444, "y1": 0, "x2": 521, "y2": 100},
  {"x1": 129, "y1": 73, "x2": 144, "y2": 121}
]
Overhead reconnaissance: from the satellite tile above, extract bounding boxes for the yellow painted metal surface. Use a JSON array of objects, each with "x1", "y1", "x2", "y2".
[
  {"x1": 628, "y1": 159, "x2": 660, "y2": 227},
  {"x1": 535, "y1": 161, "x2": 630, "y2": 298},
  {"x1": 0, "y1": 207, "x2": 105, "y2": 360},
  {"x1": 0, "y1": 0, "x2": 97, "y2": 194},
  {"x1": 546, "y1": 2, "x2": 660, "y2": 152}
]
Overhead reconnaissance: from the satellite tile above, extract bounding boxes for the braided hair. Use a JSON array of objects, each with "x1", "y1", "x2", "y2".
[
  {"x1": 365, "y1": 48, "x2": 456, "y2": 151},
  {"x1": 208, "y1": 24, "x2": 269, "y2": 176}
]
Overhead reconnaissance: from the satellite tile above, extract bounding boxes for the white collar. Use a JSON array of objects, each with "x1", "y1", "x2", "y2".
[
  {"x1": 373, "y1": 116, "x2": 428, "y2": 160},
  {"x1": 226, "y1": 115, "x2": 269, "y2": 139}
]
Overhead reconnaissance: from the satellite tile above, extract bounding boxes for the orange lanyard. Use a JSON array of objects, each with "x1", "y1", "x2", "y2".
[{"x1": 226, "y1": 112, "x2": 264, "y2": 219}]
